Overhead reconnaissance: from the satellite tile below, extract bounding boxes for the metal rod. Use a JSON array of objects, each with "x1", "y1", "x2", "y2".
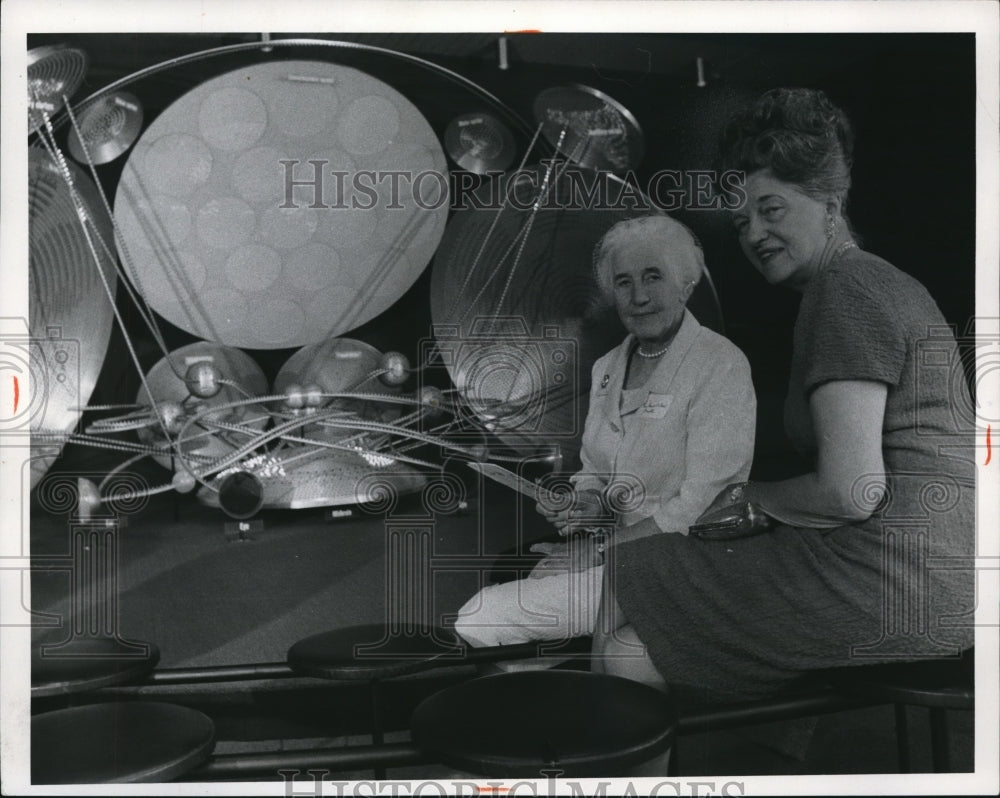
[
  {"x1": 143, "y1": 662, "x2": 295, "y2": 684},
  {"x1": 894, "y1": 703, "x2": 912, "y2": 773},
  {"x1": 676, "y1": 692, "x2": 879, "y2": 734},
  {"x1": 185, "y1": 742, "x2": 427, "y2": 779},
  {"x1": 371, "y1": 679, "x2": 386, "y2": 780},
  {"x1": 142, "y1": 639, "x2": 589, "y2": 686},
  {"x1": 929, "y1": 707, "x2": 951, "y2": 772},
  {"x1": 43, "y1": 38, "x2": 535, "y2": 140}
]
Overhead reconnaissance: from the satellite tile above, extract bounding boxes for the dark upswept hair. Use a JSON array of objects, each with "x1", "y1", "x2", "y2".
[{"x1": 718, "y1": 88, "x2": 855, "y2": 206}]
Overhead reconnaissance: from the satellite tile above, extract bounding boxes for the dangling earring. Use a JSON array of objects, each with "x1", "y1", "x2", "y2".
[{"x1": 825, "y1": 215, "x2": 837, "y2": 239}]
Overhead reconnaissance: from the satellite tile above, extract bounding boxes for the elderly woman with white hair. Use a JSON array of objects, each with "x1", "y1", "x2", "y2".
[{"x1": 454, "y1": 214, "x2": 756, "y2": 651}]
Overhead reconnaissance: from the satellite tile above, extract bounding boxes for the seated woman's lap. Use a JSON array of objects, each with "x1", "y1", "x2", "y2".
[
  {"x1": 453, "y1": 565, "x2": 605, "y2": 647},
  {"x1": 607, "y1": 525, "x2": 894, "y2": 699}
]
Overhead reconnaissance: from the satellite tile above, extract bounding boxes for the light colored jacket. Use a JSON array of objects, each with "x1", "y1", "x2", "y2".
[{"x1": 572, "y1": 310, "x2": 756, "y2": 533}]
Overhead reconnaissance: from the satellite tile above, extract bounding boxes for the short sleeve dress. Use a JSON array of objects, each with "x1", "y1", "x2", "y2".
[{"x1": 612, "y1": 249, "x2": 976, "y2": 702}]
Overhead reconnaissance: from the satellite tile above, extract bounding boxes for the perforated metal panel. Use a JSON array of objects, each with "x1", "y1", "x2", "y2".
[{"x1": 114, "y1": 60, "x2": 450, "y2": 349}]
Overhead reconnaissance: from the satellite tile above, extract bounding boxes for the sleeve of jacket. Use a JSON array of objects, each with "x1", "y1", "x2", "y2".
[
  {"x1": 571, "y1": 352, "x2": 614, "y2": 496},
  {"x1": 650, "y1": 340, "x2": 757, "y2": 534}
]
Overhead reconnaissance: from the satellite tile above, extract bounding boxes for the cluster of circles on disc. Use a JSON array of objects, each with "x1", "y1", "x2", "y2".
[{"x1": 114, "y1": 60, "x2": 450, "y2": 349}]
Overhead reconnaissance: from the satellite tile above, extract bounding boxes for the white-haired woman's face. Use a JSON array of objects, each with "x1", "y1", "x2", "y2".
[{"x1": 609, "y1": 237, "x2": 692, "y2": 347}]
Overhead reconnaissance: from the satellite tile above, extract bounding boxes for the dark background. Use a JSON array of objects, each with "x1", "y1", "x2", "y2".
[
  {"x1": 22, "y1": 34, "x2": 980, "y2": 773},
  {"x1": 27, "y1": 32, "x2": 977, "y2": 479}
]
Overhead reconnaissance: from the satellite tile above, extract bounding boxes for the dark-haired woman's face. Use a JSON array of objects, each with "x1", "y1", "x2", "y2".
[{"x1": 732, "y1": 170, "x2": 829, "y2": 291}]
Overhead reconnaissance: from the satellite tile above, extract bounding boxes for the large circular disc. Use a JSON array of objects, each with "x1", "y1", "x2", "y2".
[
  {"x1": 136, "y1": 342, "x2": 270, "y2": 470},
  {"x1": 114, "y1": 60, "x2": 450, "y2": 349},
  {"x1": 429, "y1": 165, "x2": 722, "y2": 460},
  {"x1": 26, "y1": 148, "x2": 118, "y2": 487}
]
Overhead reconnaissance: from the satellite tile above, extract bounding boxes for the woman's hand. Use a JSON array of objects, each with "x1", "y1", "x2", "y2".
[
  {"x1": 535, "y1": 489, "x2": 609, "y2": 536},
  {"x1": 695, "y1": 482, "x2": 750, "y2": 524},
  {"x1": 528, "y1": 537, "x2": 604, "y2": 577},
  {"x1": 691, "y1": 482, "x2": 775, "y2": 540}
]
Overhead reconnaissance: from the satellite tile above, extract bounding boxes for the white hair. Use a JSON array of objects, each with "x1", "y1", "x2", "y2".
[{"x1": 592, "y1": 215, "x2": 705, "y2": 302}]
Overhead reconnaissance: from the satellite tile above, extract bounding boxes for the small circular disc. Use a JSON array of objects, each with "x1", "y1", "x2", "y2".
[
  {"x1": 67, "y1": 91, "x2": 144, "y2": 165},
  {"x1": 532, "y1": 84, "x2": 644, "y2": 174},
  {"x1": 27, "y1": 44, "x2": 89, "y2": 133},
  {"x1": 444, "y1": 112, "x2": 517, "y2": 174}
]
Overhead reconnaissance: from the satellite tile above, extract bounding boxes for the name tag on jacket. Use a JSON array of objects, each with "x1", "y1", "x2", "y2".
[{"x1": 641, "y1": 393, "x2": 673, "y2": 419}]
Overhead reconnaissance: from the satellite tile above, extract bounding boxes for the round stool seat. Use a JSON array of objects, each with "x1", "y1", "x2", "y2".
[
  {"x1": 32, "y1": 637, "x2": 160, "y2": 698},
  {"x1": 32, "y1": 701, "x2": 216, "y2": 783},
  {"x1": 287, "y1": 624, "x2": 463, "y2": 681},
  {"x1": 411, "y1": 671, "x2": 676, "y2": 777},
  {"x1": 825, "y1": 648, "x2": 974, "y2": 709}
]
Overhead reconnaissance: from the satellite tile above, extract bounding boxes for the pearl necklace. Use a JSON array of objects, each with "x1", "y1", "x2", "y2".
[
  {"x1": 832, "y1": 240, "x2": 858, "y2": 261},
  {"x1": 636, "y1": 343, "x2": 670, "y2": 359}
]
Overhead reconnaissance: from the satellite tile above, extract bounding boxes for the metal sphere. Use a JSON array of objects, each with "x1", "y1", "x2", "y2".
[
  {"x1": 184, "y1": 361, "x2": 223, "y2": 398},
  {"x1": 379, "y1": 351, "x2": 410, "y2": 386},
  {"x1": 156, "y1": 400, "x2": 186, "y2": 435},
  {"x1": 172, "y1": 469, "x2": 197, "y2": 494},
  {"x1": 418, "y1": 385, "x2": 445, "y2": 416},
  {"x1": 76, "y1": 478, "x2": 102, "y2": 519},
  {"x1": 303, "y1": 384, "x2": 325, "y2": 407},
  {"x1": 283, "y1": 383, "x2": 305, "y2": 409}
]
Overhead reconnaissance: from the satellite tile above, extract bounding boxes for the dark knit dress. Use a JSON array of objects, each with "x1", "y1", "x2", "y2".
[{"x1": 613, "y1": 249, "x2": 976, "y2": 702}]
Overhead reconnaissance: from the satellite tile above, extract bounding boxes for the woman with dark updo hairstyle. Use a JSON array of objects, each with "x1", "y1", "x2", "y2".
[{"x1": 591, "y1": 88, "x2": 975, "y2": 702}]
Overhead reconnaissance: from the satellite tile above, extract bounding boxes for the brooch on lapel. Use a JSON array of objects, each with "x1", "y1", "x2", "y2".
[{"x1": 600, "y1": 374, "x2": 610, "y2": 388}]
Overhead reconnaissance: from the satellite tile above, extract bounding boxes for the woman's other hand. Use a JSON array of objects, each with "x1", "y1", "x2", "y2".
[
  {"x1": 528, "y1": 537, "x2": 604, "y2": 577},
  {"x1": 535, "y1": 488, "x2": 608, "y2": 536},
  {"x1": 696, "y1": 482, "x2": 749, "y2": 523}
]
